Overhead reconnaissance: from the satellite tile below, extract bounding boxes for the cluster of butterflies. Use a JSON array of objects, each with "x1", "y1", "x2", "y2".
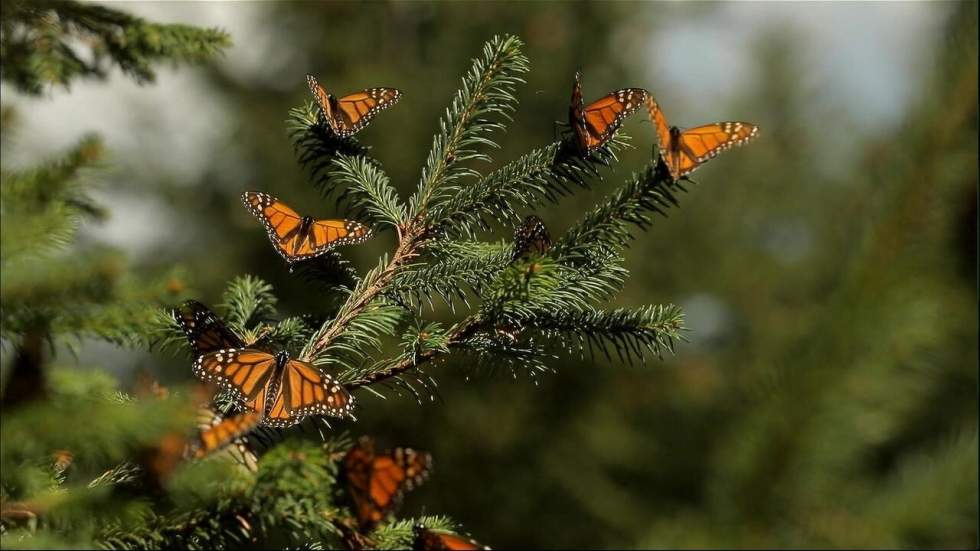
[
  {"x1": 568, "y1": 71, "x2": 759, "y2": 178},
  {"x1": 241, "y1": 72, "x2": 758, "y2": 272},
  {"x1": 167, "y1": 302, "x2": 487, "y2": 547},
  {"x1": 158, "y1": 70, "x2": 758, "y2": 544}
]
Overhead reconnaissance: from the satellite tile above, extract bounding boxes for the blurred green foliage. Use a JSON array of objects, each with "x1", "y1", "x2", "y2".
[{"x1": 2, "y1": 1, "x2": 977, "y2": 549}]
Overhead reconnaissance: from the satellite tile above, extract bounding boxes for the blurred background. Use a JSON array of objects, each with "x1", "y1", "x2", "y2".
[{"x1": 2, "y1": 1, "x2": 976, "y2": 548}]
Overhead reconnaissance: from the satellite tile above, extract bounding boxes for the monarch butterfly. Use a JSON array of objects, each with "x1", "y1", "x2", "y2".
[
  {"x1": 646, "y1": 96, "x2": 760, "y2": 181},
  {"x1": 413, "y1": 524, "x2": 490, "y2": 551},
  {"x1": 569, "y1": 71, "x2": 649, "y2": 155},
  {"x1": 242, "y1": 191, "x2": 372, "y2": 267},
  {"x1": 188, "y1": 409, "x2": 263, "y2": 463},
  {"x1": 512, "y1": 214, "x2": 552, "y2": 261},
  {"x1": 343, "y1": 436, "x2": 433, "y2": 529},
  {"x1": 175, "y1": 300, "x2": 355, "y2": 428},
  {"x1": 307, "y1": 74, "x2": 402, "y2": 138},
  {"x1": 193, "y1": 348, "x2": 355, "y2": 428}
]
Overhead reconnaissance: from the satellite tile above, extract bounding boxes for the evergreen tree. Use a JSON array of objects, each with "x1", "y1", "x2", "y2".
[
  {"x1": 3, "y1": 2, "x2": 974, "y2": 550},
  {"x1": 1, "y1": 4, "x2": 694, "y2": 548}
]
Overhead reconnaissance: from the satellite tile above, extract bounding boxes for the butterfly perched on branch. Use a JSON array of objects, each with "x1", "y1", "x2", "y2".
[
  {"x1": 174, "y1": 300, "x2": 356, "y2": 428},
  {"x1": 413, "y1": 524, "x2": 490, "y2": 551},
  {"x1": 342, "y1": 436, "x2": 432, "y2": 529},
  {"x1": 242, "y1": 191, "x2": 372, "y2": 268},
  {"x1": 193, "y1": 348, "x2": 355, "y2": 429},
  {"x1": 307, "y1": 74, "x2": 402, "y2": 138},
  {"x1": 512, "y1": 214, "x2": 552, "y2": 261},
  {"x1": 569, "y1": 71, "x2": 648, "y2": 156},
  {"x1": 646, "y1": 96, "x2": 759, "y2": 181}
]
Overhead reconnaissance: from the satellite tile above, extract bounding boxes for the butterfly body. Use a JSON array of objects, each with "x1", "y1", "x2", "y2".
[
  {"x1": 242, "y1": 191, "x2": 372, "y2": 266},
  {"x1": 307, "y1": 74, "x2": 401, "y2": 138},
  {"x1": 284, "y1": 216, "x2": 315, "y2": 255},
  {"x1": 569, "y1": 72, "x2": 648, "y2": 155},
  {"x1": 647, "y1": 97, "x2": 759, "y2": 180}
]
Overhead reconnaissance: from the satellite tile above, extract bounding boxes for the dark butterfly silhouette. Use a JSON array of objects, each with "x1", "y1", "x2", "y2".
[{"x1": 512, "y1": 214, "x2": 552, "y2": 261}]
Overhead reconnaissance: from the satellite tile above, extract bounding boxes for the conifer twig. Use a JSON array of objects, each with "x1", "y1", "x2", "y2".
[
  {"x1": 347, "y1": 316, "x2": 483, "y2": 388},
  {"x1": 301, "y1": 223, "x2": 426, "y2": 362}
]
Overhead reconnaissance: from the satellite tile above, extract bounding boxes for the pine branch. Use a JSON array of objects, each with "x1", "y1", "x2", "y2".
[
  {"x1": 287, "y1": 102, "x2": 371, "y2": 200},
  {"x1": 346, "y1": 317, "x2": 481, "y2": 389},
  {"x1": 309, "y1": 299, "x2": 407, "y2": 373},
  {"x1": 454, "y1": 332, "x2": 551, "y2": 378},
  {"x1": 479, "y1": 257, "x2": 563, "y2": 322},
  {"x1": 300, "y1": 232, "x2": 423, "y2": 363},
  {"x1": 253, "y1": 316, "x2": 315, "y2": 353},
  {"x1": 427, "y1": 134, "x2": 631, "y2": 237},
  {"x1": 528, "y1": 304, "x2": 685, "y2": 363},
  {"x1": 219, "y1": 275, "x2": 278, "y2": 334},
  {"x1": 410, "y1": 34, "x2": 529, "y2": 218},
  {"x1": 329, "y1": 154, "x2": 406, "y2": 229},
  {"x1": 0, "y1": 0, "x2": 230, "y2": 94},
  {"x1": 386, "y1": 240, "x2": 512, "y2": 311},
  {"x1": 370, "y1": 516, "x2": 459, "y2": 550},
  {"x1": 554, "y1": 159, "x2": 683, "y2": 263},
  {"x1": 0, "y1": 135, "x2": 105, "y2": 262},
  {"x1": 478, "y1": 247, "x2": 627, "y2": 326}
]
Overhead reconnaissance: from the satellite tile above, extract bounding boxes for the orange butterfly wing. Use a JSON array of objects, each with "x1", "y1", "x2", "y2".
[
  {"x1": 307, "y1": 74, "x2": 335, "y2": 121},
  {"x1": 333, "y1": 88, "x2": 402, "y2": 136},
  {"x1": 301, "y1": 219, "x2": 371, "y2": 256},
  {"x1": 242, "y1": 191, "x2": 307, "y2": 260},
  {"x1": 307, "y1": 74, "x2": 401, "y2": 137},
  {"x1": 367, "y1": 454, "x2": 406, "y2": 518},
  {"x1": 676, "y1": 122, "x2": 759, "y2": 177},
  {"x1": 191, "y1": 410, "x2": 263, "y2": 459},
  {"x1": 262, "y1": 358, "x2": 355, "y2": 428},
  {"x1": 193, "y1": 348, "x2": 277, "y2": 406},
  {"x1": 264, "y1": 387, "x2": 291, "y2": 427},
  {"x1": 344, "y1": 437, "x2": 433, "y2": 528},
  {"x1": 646, "y1": 96, "x2": 678, "y2": 175},
  {"x1": 343, "y1": 442, "x2": 380, "y2": 525},
  {"x1": 413, "y1": 525, "x2": 490, "y2": 551},
  {"x1": 570, "y1": 73, "x2": 648, "y2": 155},
  {"x1": 242, "y1": 191, "x2": 372, "y2": 264}
]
